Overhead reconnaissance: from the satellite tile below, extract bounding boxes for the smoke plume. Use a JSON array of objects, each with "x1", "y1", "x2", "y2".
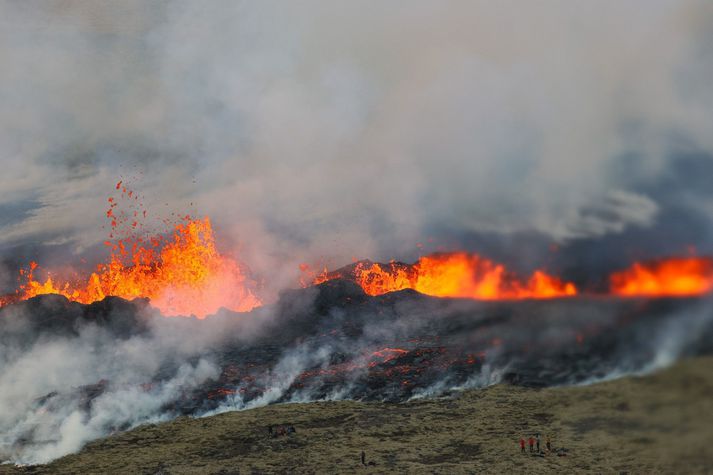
[{"x1": 1, "y1": 1, "x2": 713, "y2": 292}]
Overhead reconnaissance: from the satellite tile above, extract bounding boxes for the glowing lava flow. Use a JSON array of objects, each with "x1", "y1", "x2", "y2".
[
  {"x1": 13, "y1": 183, "x2": 261, "y2": 317},
  {"x1": 7, "y1": 182, "x2": 713, "y2": 315},
  {"x1": 610, "y1": 257, "x2": 713, "y2": 297},
  {"x1": 313, "y1": 252, "x2": 577, "y2": 300}
]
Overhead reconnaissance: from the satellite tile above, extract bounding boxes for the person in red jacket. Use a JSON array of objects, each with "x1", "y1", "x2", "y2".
[
  {"x1": 528, "y1": 436, "x2": 535, "y2": 453},
  {"x1": 519, "y1": 438, "x2": 526, "y2": 453}
]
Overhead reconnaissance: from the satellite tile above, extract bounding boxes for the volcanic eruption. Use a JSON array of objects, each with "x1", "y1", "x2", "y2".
[
  {"x1": 2, "y1": 2, "x2": 713, "y2": 468},
  {"x1": 9, "y1": 190, "x2": 713, "y2": 321},
  {"x1": 10, "y1": 183, "x2": 261, "y2": 318},
  {"x1": 2, "y1": 184, "x2": 713, "y2": 465},
  {"x1": 304, "y1": 252, "x2": 713, "y2": 301}
]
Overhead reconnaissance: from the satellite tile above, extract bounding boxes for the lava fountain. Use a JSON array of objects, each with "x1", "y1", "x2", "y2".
[{"x1": 14, "y1": 184, "x2": 261, "y2": 317}]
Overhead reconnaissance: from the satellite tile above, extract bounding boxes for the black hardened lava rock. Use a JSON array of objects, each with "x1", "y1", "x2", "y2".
[{"x1": 4, "y1": 283, "x2": 712, "y2": 415}]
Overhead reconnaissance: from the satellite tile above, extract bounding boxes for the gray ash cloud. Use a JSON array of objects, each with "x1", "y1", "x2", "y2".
[{"x1": 1, "y1": 1, "x2": 713, "y2": 292}]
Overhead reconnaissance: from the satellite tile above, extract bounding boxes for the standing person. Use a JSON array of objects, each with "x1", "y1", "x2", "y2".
[
  {"x1": 528, "y1": 436, "x2": 535, "y2": 453},
  {"x1": 546, "y1": 435, "x2": 551, "y2": 452},
  {"x1": 361, "y1": 450, "x2": 366, "y2": 466},
  {"x1": 536, "y1": 433, "x2": 541, "y2": 453},
  {"x1": 519, "y1": 437, "x2": 526, "y2": 453}
]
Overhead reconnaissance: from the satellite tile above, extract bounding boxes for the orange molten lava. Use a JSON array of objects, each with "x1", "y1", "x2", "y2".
[
  {"x1": 610, "y1": 257, "x2": 713, "y2": 297},
  {"x1": 316, "y1": 252, "x2": 577, "y2": 300},
  {"x1": 18, "y1": 217, "x2": 261, "y2": 318}
]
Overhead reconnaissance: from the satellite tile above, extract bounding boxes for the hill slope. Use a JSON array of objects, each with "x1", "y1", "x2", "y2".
[{"x1": 3, "y1": 356, "x2": 712, "y2": 474}]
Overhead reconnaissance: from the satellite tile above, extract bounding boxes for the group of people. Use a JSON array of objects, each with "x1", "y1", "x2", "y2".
[
  {"x1": 519, "y1": 433, "x2": 551, "y2": 454},
  {"x1": 267, "y1": 424, "x2": 296, "y2": 438}
]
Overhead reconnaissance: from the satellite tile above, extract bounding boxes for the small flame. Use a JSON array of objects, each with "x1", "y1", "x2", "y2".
[{"x1": 610, "y1": 257, "x2": 713, "y2": 297}]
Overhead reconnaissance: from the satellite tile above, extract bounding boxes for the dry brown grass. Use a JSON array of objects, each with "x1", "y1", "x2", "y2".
[{"x1": 3, "y1": 356, "x2": 713, "y2": 474}]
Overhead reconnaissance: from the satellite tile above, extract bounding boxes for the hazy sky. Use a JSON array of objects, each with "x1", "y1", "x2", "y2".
[{"x1": 1, "y1": 0, "x2": 713, "y2": 290}]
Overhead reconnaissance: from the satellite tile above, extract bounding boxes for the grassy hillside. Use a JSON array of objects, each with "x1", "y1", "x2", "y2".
[{"x1": 4, "y1": 357, "x2": 713, "y2": 474}]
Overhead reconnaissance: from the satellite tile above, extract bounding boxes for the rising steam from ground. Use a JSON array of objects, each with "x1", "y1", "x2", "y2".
[
  {"x1": 0, "y1": 305, "x2": 204, "y2": 463},
  {"x1": 2, "y1": 287, "x2": 711, "y2": 465},
  {"x1": 0, "y1": 295, "x2": 279, "y2": 464}
]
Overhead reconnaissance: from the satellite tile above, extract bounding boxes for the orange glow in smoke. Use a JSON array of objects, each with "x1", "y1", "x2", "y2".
[
  {"x1": 610, "y1": 257, "x2": 713, "y2": 297},
  {"x1": 313, "y1": 252, "x2": 578, "y2": 300}
]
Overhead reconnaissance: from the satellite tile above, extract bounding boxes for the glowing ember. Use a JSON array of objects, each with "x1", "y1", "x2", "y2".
[
  {"x1": 14, "y1": 183, "x2": 261, "y2": 317},
  {"x1": 314, "y1": 252, "x2": 577, "y2": 300},
  {"x1": 610, "y1": 257, "x2": 713, "y2": 297},
  {"x1": 369, "y1": 347, "x2": 409, "y2": 367}
]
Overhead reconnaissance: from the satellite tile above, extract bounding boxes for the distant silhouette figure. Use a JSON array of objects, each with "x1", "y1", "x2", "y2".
[
  {"x1": 361, "y1": 450, "x2": 366, "y2": 466},
  {"x1": 536, "y1": 433, "x2": 541, "y2": 452},
  {"x1": 546, "y1": 435, "x2": 551, "y2": 452},
  {"x1": 528, "y1": 437, "x2": 535, "y2": 453},
  {"x1": 520, "y1": 438, "x2": 526, "y2": 453}
]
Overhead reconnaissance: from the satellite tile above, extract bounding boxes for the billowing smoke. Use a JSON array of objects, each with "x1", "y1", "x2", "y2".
[
  {"x1": 1, "y1": 1, "x2": 713, "y2": 292},
  {"x1": 2, "y1": 0, "x2": 713, "y2": 467},
  {"x1": 0, "y1": 294, "x2": 278, "y2": 464},
  {"x1": 2, "y1": 285, "x2": 712, "y2": 464}
]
